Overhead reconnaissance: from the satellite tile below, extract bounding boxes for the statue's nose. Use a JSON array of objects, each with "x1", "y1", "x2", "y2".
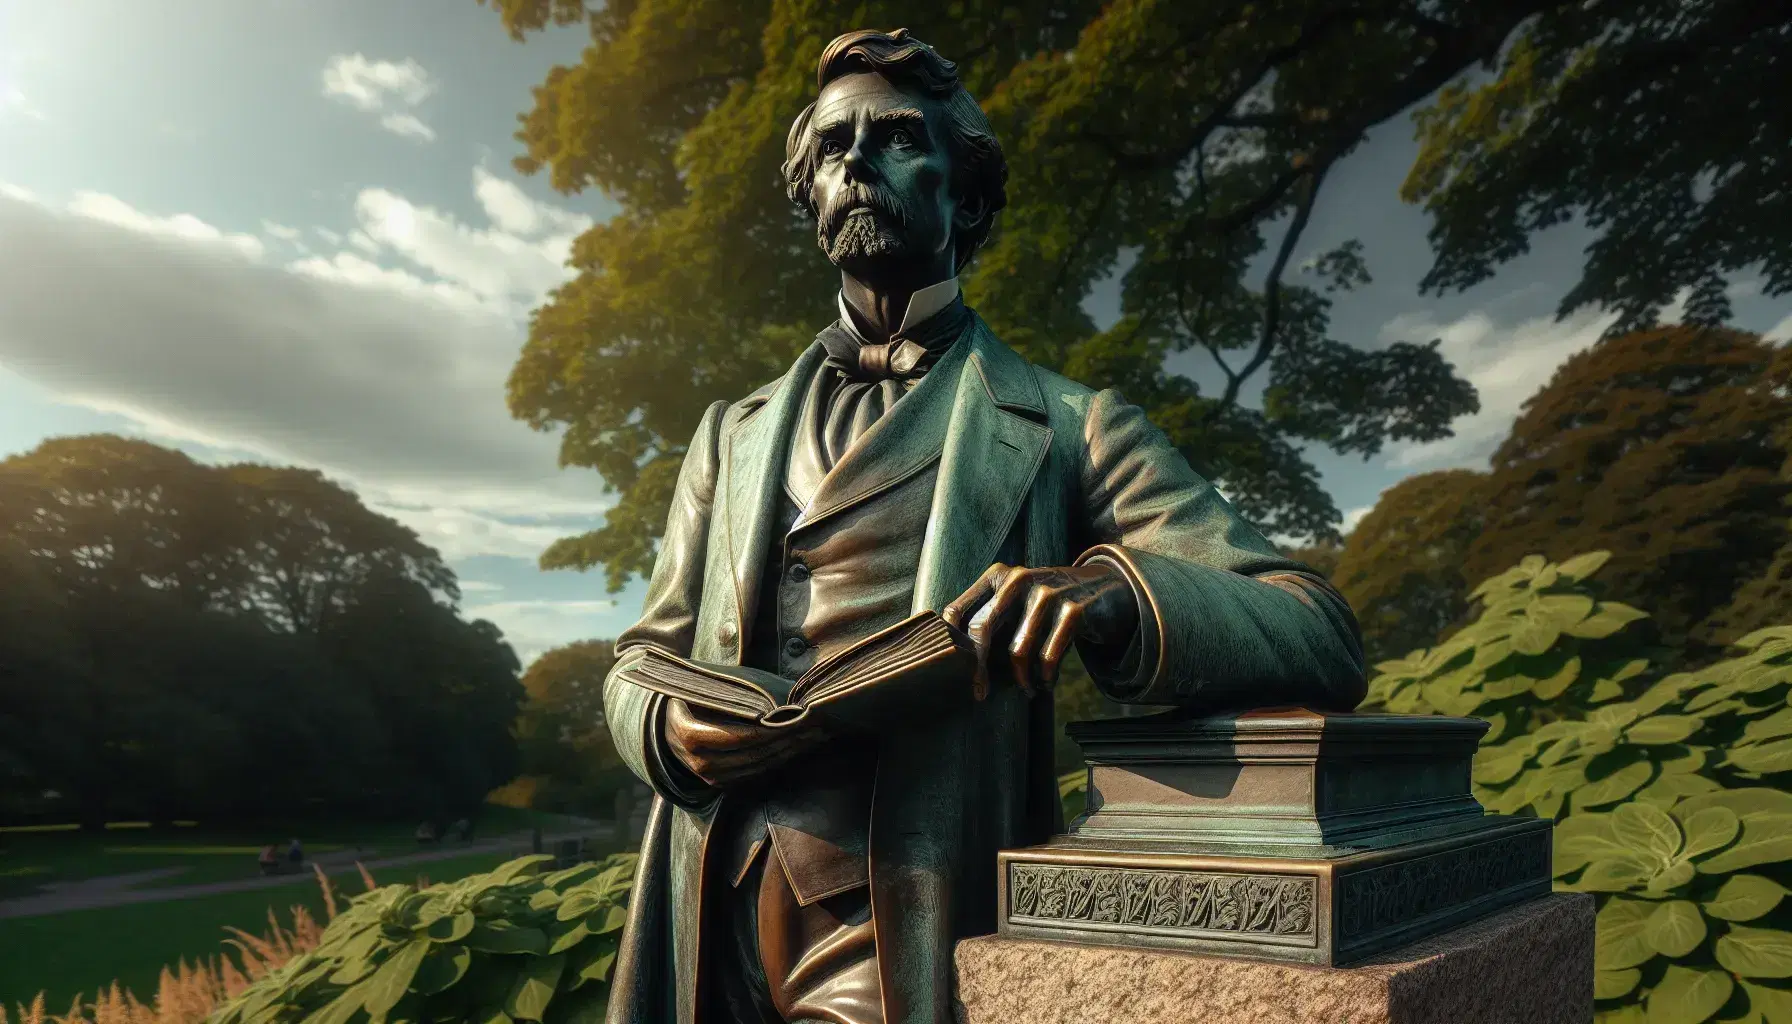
[{"x1": 842, "y1": 138, "x2": 875, "y2": 180}]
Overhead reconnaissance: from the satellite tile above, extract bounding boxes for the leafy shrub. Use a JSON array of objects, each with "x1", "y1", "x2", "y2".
[
  {"x1": 1362, "y1": 551, "x2": 1792, "y2": 1023},
  {"x1": 205, "y1": 854, "x2": 636, "y2": 1024}
]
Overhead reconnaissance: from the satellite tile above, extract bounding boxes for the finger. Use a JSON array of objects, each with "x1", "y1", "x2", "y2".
[
  {"x1": 944, "y1": 563, "x2": 1008, "y2": 631},
  {"x1": 1008, "y1": 586, "x2": 1061, "y2": 697},
  {"x1": 972, "y1": 568, "x2": 1035, "y2": 695},
  {"x1": 1039, "y1": 602, "x2": 1085, "y2": 688}
]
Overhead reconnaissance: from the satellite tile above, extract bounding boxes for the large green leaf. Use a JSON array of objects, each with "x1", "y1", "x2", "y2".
[
  {"x1": 1556, "y1": 551, "x2": 1613, "y2": 581},
  {"x1": 1678, "y1": 807, "x2": 1742, "y2": 862},
  {"x1": 1580, "y1": 761, "x2": 1658, "y2": 808},
  {"x1": 1719, "y1": 928, "x2": 1792, "y2": 979},
  {"x1": 414, "y1": 946, "x2": 472, "y2": 996},
  {"x1": 1598, "y1": 967, "x2": 1643, "y2": 1000},
  {"x1": 1566, "y1": 604, "x2": 1649, "y2": 640},
  {"x1": 1598, "y1": 897, "x2": 1661, "y2": 970},
  {"x1": 365, "y1": 940, "x2": 431, "y2": 1020},
  {"x1": 1615, "y1": 802, "x2": 1684, "y2": 860},
  {"x1": 1741, "y1": 981, "x2": 1792, "y2": 1023},
  {"x1": 467, "y1": 921, "x2": 550, "y2": 955},
  {"x1": 1628, "y1": 717, "x2": 1702, "y2": 745},
  {"x1": 1706, "y1": 876, "x2": 1792, "y2": 923},
  {"x1": 1645, "y1": 901, "x2": 1708, "y2": 958},
  {"x1": 1731, "y1": 740, "x2": 1792, "y2": 776},
  {"x1": 1645, "y1": 965, "x2": 1733, "y2": 1024},
  {"x1": 503, "y1": 952, "x2": 566, "y2": 1022}
]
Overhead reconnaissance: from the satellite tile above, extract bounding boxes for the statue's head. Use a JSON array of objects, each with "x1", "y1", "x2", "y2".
[{"x1": 783, "y1": 29, "x2": 1008, "y2": 283}]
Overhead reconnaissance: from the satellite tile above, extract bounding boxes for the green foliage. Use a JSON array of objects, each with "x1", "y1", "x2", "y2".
[
  {"x1": 514, "y1": 642, "x2": 630, "y2": 815},
  {"x1": 1330, "y1": 468, "x2": 1488, "y2": 666},
  {"x1": 1360, "y1": 551, "x2": 1792, "y2": 1022},
  {"x1": 1459, "y1": 328, "x2": 1792, "y2": 661},
  {"x1": 1403, "y1": 1, "x2": 1792, "y2": 334},
  {"x1": 480, "y1": 0, "x2": 1533, "y2": 589},
  {"x1": 209, "y1": 854, "x2": 638, "y2": 1024},
  {"x1": 1335, "y1": 327, "x2": 1792, "y2": 669},
  {"x1": 0, "y1": 434, "x2": 524, "y2": 826}
]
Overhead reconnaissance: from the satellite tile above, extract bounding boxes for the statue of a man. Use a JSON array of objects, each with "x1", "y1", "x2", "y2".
[{"x1": 602, "y1": 28, "x2": 1367, "y2": 1024}]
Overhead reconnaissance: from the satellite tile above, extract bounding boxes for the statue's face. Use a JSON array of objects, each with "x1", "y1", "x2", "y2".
[{"x1": 808, "y1": 71, "x2": 963, "y2": 278}]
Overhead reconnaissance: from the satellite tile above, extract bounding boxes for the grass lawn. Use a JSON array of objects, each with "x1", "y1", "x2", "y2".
[
  {"x1": 0, "y1": 881, "x2": 335, "y2": 1013},
  {"x1": 0, "y1": 807, "x2": 583, "y2": 898},
  {"x1": 0, "y1": 846, "x2": 549, "y2": 1012}
]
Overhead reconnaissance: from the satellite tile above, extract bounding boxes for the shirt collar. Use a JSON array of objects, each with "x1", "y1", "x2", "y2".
[{"x1": 836, "y1": 277, "x2": 962, "y2": 342}]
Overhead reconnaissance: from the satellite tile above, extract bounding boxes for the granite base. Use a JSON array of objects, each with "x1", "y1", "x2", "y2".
[{"x1": 953, "y1": 891, "x2": 1593, "y2": 1024}]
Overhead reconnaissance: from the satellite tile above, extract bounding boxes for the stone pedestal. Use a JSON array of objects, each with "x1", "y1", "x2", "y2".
[
  {"x1": 998, "y1": 708, "x2": 1554, "y2": 965},
  {"x1": 954, "y1": 891, "x2": 1593, "y2": 1024}
]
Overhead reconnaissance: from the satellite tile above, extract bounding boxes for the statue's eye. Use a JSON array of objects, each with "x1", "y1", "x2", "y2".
[
  {"x1": 890, "y1": 128, "x2": 914, "y2": 148},
  {"x1": 821, "y1": 138, "x2": 844, "y2": 157}
]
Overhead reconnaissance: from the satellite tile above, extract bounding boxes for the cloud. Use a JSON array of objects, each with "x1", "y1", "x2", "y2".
[
  {"x1": 0, "y1": 176, "x2": 607, "y2": 566},
  {"x1": 261, "y1": 220, "x2": 301, "y2": 242},
  {"x1": 1377, "y1": 304, "x2": 1617, "y2": 471},
  {"x1": 465, "y1": 599, "x2": 635, "y2": 665},
  {"x1": 1767, "y1": 313, "x2": 1792, "y2": 344},
  {"x1": 346, "y1": 178, "x2": 591, "y2": 316},
  {"x1": 1340, "y1": 504, "x2": 1373, "y2": 535},
  {"x1": 67, "y1": 192, "x2": 265, "y2": 259},
  {"x1": 321, "y1": 54, "x2": 437, "y2": 143},
  {"x1": 473, "y1": 168, "x2": 591, "y2": 238},
  {"x1": 379, "y1": 113, "x2": 436, "y2": 142}
]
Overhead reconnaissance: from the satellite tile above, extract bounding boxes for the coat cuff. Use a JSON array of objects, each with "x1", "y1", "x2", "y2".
[
  {"x1": 641, "y1": 693, "x2": 718, "y2": 808},
  {"x1": 1073, "y1": 544, "x2": 1162, "y2": 701}
]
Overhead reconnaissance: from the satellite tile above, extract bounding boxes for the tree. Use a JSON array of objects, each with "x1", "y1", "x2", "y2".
[
  {"x1": 512, "y1": 640, "x2": 630, "y2": 814},
  {"x1": 225, "y1": 465, "x2": 459, "y2": 634},
  {"x1": 1460, "y1": 327, "x2": 1792, "y2": 661},
  {"x1": 1330, "y1": 469, "x2": 1488, "y2": 665},
  {"x1": 320, "y1": 570, "x2": 525, "y2": 820},
  {"x1": 1404, "y1": 0, "x2": 1792, "y2": 335},
  {"x1": 480, "y1": 0, "x2": 1514, "y2": 590},
  {"x1": 0, "y1": 535, "x2": 86, "y2": 820},
  {"x1": 0, "y1": 435, "x2": 524, "y2": 825},
  {"x1": 0, "y1": 435, "x2": 249, "y2": 608}
]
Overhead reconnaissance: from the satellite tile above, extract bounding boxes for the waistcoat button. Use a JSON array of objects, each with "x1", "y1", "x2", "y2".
[
  {"x1": 717, "y1": 620, "x2": 738, "y2": 648},
  {"x1": 783, "y1": 635, "x2": 808, "y2": 659},
  {"x1": 789, "y1": 562, "x2": 811, "y2": 583}
]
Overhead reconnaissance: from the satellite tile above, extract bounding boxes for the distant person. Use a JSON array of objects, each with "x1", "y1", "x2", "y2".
[
  {"x1": 258, "y1": 843, "x2": 278, "y2": 876},
  {"x1": 451, "y1": 817, "x2": 471, "y2": 842},
  {"x1": 287, "y1": 838, "x2": 303, "y2": 867},
  {"x1": 415, "y1": 821, "x2": 437, "y2": 845}
]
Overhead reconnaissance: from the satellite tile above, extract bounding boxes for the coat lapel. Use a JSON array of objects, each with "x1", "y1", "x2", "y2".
[
  {"x1": 911, "y1": 319, "x2": 1054, "y2": 613},
  {"x1": 722, "y1": 342, "x2": 826, "y2": 655}
]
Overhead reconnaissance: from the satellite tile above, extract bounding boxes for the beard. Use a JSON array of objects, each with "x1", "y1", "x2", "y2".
[{"x1": 817, "y1": 182, "x2": 921, "y2": 267}]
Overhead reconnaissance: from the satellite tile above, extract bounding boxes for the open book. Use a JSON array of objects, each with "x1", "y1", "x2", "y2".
[{"x1": 613, "y1": 611, "x2": 975, "y2": 731}]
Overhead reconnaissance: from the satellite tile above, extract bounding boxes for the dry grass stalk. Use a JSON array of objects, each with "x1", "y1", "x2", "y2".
[{"x1": 7, "y1": 867, "x2": 357, "y2": 1024}]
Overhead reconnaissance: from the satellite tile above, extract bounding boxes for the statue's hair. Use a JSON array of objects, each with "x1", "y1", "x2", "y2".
[{"x1": 782, "y1": 28, "x2": 1008, "y2": 273}]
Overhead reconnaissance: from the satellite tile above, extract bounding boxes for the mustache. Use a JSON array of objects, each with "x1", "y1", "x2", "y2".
[{"x1": 819, "y1": 183, "x2": 912, "y2": 237}]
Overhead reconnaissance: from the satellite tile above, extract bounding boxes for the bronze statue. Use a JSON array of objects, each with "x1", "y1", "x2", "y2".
[{"x1": 602, "y1": 28, "x2": 1367, "y2": 1024}]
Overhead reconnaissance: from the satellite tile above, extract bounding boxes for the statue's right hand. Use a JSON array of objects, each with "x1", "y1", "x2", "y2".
[{"x1": 663, "y1": 698, "x2": 821, "y2": 789}]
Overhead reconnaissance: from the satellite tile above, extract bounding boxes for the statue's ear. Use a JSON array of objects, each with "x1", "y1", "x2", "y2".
[{"x1": 952, "y1": 191, "x2": 987, "y2": 232}]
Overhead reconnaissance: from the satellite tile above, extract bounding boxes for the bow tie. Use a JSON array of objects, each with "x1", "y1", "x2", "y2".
[{"x1": 820, "y1": 298, "x2": 972, "y2": 382}]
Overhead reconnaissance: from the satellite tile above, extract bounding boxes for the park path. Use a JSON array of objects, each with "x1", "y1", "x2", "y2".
[{"x1": 0, "y1": 823, "x2": 617, "y2": 921}]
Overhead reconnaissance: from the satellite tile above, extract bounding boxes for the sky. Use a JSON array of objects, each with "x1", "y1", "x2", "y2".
[{"x1": 1, "y1": 1, "x2": 1788, "y2": 665}]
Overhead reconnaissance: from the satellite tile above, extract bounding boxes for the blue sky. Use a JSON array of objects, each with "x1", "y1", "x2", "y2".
[{"x1": 2, "y1": 0, "x2": 1787, "y2": 663}]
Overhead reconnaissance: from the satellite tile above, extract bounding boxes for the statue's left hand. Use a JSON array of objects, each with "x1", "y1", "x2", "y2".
[{"x1": 942, "y1": 562, "x2": 1139, "y2": 699}]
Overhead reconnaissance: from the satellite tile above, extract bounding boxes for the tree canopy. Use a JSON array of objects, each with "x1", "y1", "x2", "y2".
[
  {"x1": 1335, "y1": 327, "x2": 1792, "y2": 667},
  {"x1": 0, "y1": 435, "x2": 523, "y2": 826},
  {"x1": 1404, "y1": 0, "x2": 1792, "y2": 334},
  {"x1": 478, "y1": 0, "x2": 1537, "y2": 589},
  {"x1": 511, "y1": 640, "x2": 629, "y2": 813}
]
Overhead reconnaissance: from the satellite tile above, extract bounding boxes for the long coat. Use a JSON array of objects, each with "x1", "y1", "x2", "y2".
[{"x1": 602, "y1": 318, "x2": 1367, "y2": 1024}]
